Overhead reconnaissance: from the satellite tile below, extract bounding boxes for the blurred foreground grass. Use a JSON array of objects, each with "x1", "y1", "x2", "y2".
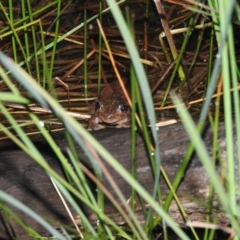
[{"x1": 0, "y1": 0, "x2": 240, "y2": 239}]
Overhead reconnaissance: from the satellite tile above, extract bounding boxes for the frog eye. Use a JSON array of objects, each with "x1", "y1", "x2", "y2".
[
  {"x1": 120, "y1": 104, "x2": 128, "y2": 112},
  {"x1": 95, "y1": 101, "x2": 101, "y2": 111}
]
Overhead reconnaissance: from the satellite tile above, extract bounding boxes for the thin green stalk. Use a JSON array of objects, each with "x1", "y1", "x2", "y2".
[
  {"x1": 21, "y1": 0, "x2": 30, "y2": 60},
  {"x1": 161, "y1": 15, "x2": 196, "y2": 107},
  {"x1": 39, "y1": 21, "x2": 49, "y2": 91},
  {"x1": 0, "y1": 19, "x2": 40, "y2": 39},
  {"x1": 135, "y1": 82, "x2": 161, "y2": 231},
  {"x1": 203, "y1": 116, "x2": 220, "y2": 240},
  {"x1": 207, "y1": 26, "x2": 215, "y2": 86},
  {"x1": 64, "y1": 150, "x2": 97, "y2": 234},
  {"x1": 0, "y1": 93, "x2": 29, "y2": 104},
  {"x1": 219, "y1": 0, "x2": 236, "y2": 215},
  {"x1": 231, "y1": 65, "x2": 240, "y2": 196},
  {"x1": 98, "y1": 1, "x2": 103, "y2": 94},
  {"x1": 8, "y1": 0, "x2": 17, "y2": 63},
  {"x1": 228, "y1": 21, "x2": 240, "y2": 198},
  {"x1": 126, "y1": 7, "x2": 138, "y2": 219},
  {"x1": 163, "y1": 127, "x2": 202, "y2": 212},
  {"x1": 130, "y1": 74, "x2": 139, "y2": 215},
  {"x1": 188, "y1": 17, "x2": 206, "y2": 74},
  {"x1": 26, "y1": 0, "x2": 39, "y2": 81},
  {"x1": 84, "y1": 9, "x2": 88, "y2": 98},
  {"x1": 48, "y1": 0, "x2": 61, "y2": 83},
  {"x1": 160, "y1": 167, "x2": 200, "y2": 240}
]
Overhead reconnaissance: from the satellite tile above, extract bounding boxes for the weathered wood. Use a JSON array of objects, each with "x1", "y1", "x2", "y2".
[{"x1": 0, "y1": 122, "x2": 232, "y2": 238}]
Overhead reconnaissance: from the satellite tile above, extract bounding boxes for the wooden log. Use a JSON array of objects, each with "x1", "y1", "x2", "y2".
[{"x1": 0, "y1": 122, "x2": 232, "y2": 238}]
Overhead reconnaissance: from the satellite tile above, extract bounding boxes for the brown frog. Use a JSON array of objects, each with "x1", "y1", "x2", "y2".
[{"x1": 88, "y1": 81, "x2": 130, "y2": 130}]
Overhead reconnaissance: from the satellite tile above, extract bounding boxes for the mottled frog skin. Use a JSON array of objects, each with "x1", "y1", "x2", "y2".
[{"x1": 88, "y1": 81, "x2": 130, "y2": 130}]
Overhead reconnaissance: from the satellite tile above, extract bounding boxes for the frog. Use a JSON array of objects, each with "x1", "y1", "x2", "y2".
[{"x1": 88, "y1": 81, "x2": 130, "y2": 130}]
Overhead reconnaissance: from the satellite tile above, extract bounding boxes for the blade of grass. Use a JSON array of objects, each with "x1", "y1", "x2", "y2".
[
  {"x1": 48, "y1": 0, "x2": 61, "y2": 83},
  {"x1": 171, "y1": 94, "x2": 240, "y2": 236},
  {"x1": 0, "y1": 203, "x2": 42, "y2": 239},
  {"x1": 0, "y1": 191, "x2": 67, "y2": 240},
  {"x1": 200, "y1": 0, "x2": 234, "y2": 123}
]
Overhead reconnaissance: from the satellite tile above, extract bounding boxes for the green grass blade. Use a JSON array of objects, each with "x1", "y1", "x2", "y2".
[{"x1": 0, "y1": 190, "x2": 67, "y2": 240}]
